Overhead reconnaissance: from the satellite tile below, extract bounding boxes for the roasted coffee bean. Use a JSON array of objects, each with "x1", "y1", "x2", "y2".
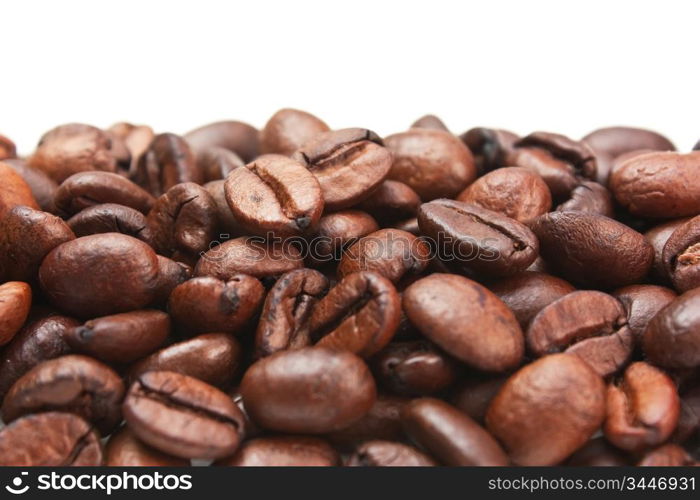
[
  {"x1": 225, "y1": 155, "x2": 324, "y2": 236},
  {"x1": 255, "y1": 269, "x2": 329, "y2": 358},
  {"x1": 39, "y1": 233, "x2": 160, "y2": 318},
  {"x1": 217, "y1": 436, "x2": 339, "y2": 466},
  {"x1": 565, "y1": 437, "x2": 630, "y2": 466},
  {"x1": 531, "y1": 211, "x2": 653, "y2": 288},
  {"x1": 395, "y1": 217, "x2": 420, "y2": 235},
  {"x1": 357, "y1": 180, "x2": 421, "y2": 224},
  {"x1": 4, "y1": 159, "x2": 58, "y2": 212},
  {"x1": 0, "y1": 412, "x2": 103, "y2": 466},
  {"x1": 309, "y1": 210, "x2": 379, "y2": 263},
  {"x1": 28, "y1": 123, "x2": 117, "y2": 182},
  {"x1": 2, "y1": 354, "x2": 124, "y2": 434},
  {"x1": 372, "y1": 340, "x2": 458, "y2": 396},
  {"x1": 107, "y1": 123, "x2": 154, "y2": 172},
  {"x1": 196, "y1": 236, "x2": 304, "y2": 282},
  {"x1": 662, "y1": 215, "x2": 700, "y2": 292},
  {"x1": 293, "y1": 128, "x2": 392, "y2": 210},
  {"x1": 526, "y1": 291, "x2": 632, "y2": 377},
  {"x1": 460, "y1": 127, "x2": 519, "y2": 174},
  {"x1": 55, "y1": 171, "x2": 155, "y2": 216},
  {"x1": 0, "y1": 206, "x2": 75, "y2": 283},
  {"x1": 489, "y1": 271, "x2": 575, "y2": 328},
  {"x1": 637, "y1": 444, "x2": 697, "y2": 466},
  {"x1": 151, "y1": 255, "x2": 192, "y2": 305},
  {"x1": 643, "y1": 288, "x2": 700, "y2": 369},
  {"x1": 403, "y1": 274, "x2": 524, "y2": 372},
  {"x1": 645, "y1": 217, "x2": 691, "y2": 282},
  {"x1": 169, "y1": 275, "x2": 264, "y2": 335},
  {"x1": 204, "y1": 179, "x2": 245, "y2": 236},
  {"x1": 325, "y1": 394, "x2": 408, "y2": 447},
  {"x1": 304, "y1": 271, "x2": 400, "y2": 357},
  {"x1": 556, "y1": 181, "x2": 614, "y2": 218},
  {"x1": 674, "y1": 386, "x2": 700, "y2": 443},
  {"x1": 0, "y1": 281, "x2": 32, "y2": 346},
  {"x1": 604, "y1": 362, "x2": 680, "y2": 452},
  {"x1": 260, "y1": 108, "x2": 329, "y2": 156},
  {"x1": 146, "y1": 182, "x2": 218, "y2": 262},
  {"x1": 123, "y1": 370, "x2": 245, "y2": 459},
  {"x1": 240, "y1": 347, "x2": 376, "y2": 433},
  {"x1": 612, "y1": 285, "x2": 676, "y2": 340},
  {"x1": 384, "y1": 128, "x2": 476, "y2": 200},
  {"x1": 0, "y1": 133, "x2": 16, "y2": 159},
  {"x1": 133, "y1": 133, "x2": 201, "y2": 196},
  {"x1": 128, "y1": 333, "x2": 241, "y2": 389},
  {"x1": 347, "y1": 440, "x2": 437, "y2": 466},
  {"x1": 184, "y1": 120, "x2": 260, "y2": 163},
  {"x1": 402, "y1": 398, "x2": 508, "y2": 466},
  {"x1": 105, "y1": 426, "x2": 188, "y2": 466},
  {"x1": 456, "y1": 167, "x2": 551, "y2": 224},
  {"x1": 67, "y1": 203, "x2": 151, "y2": 242},
  {"x1": 0, "y1": 161, "x2": 39, "y2": 217},
  {"x1": 486, "y1": 353, "x2": 606, "y2": 465},
  {"x1": 418, "y1": 199, "x2": 539, "y2": 278},
  {"x1": 450, "y1": 375, "x2": 508, "y2": 424},
  {"x1": 338, "y1": 229, "x2": 430, "y2": 284},
  {"x1": 610, "y1": 151, "x2": 700, "y2": 218},
  {"x1": 411, "y1": 114, "x2": 449, "y2": 131},
  {"x1": 64, "y1": 310, "x2": 170, "y2": 364},
  {"x1": 196, "y1": 146, "x2": 245, "y2": 182}
]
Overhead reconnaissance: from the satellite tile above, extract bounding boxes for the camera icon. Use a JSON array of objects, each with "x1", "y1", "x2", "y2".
[{"x1": 5, "y1": 472, "x2": 29, "y2": 495}]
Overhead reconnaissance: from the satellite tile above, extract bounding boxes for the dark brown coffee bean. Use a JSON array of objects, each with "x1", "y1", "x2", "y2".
[
  {"x1": 338, "y1": 229, "x2": 430, "y2": 283},
  {"x1": 418, "y1": 199, "x2": 539, "y2": 278},
  {"x1": 565, "y1": 437, "x2": 630, "y2": 466},
  {"x1": 403, "y1": 274, "x2": 524, "y2": 372},
  {"x1": 610, "y1": 151, "x2": 700, "y2": 218},
  {"x1": 347, "y1": 440, "x2": 437, "y2": 466},
  {"x1": 65, "y1": 310, "x2": 170, "y2": 364},
  {"x1": 556, "y1": 181, "x2": 614, "y2": 217},
  {"x1": 28, "y1": 123, "x2": 117, "y2": 182},
  {"x1": 357, "y1": 180, "x2": 421, "y2": 224},
  {"x1": 674, "y1": 386, "x2": 700, "y2": 443},
  {"x1": 0, "y1": 206, "x2": 75, "y2": 283},
  {"x1": 0, "y1": 133, "x2": 16, "y2": 159},
  {"x1": 531, "y1": 211, "x2": 653, "y2": 288},
  {"x1": 4, "y1": 159, "x2": 58, "y2": 212},
  {"x1": 260, "y1": 108, "x2": 330, "y2": 156},
  {"x1": 196, "y1": 146, "x2": 245, "y2": 182},
  {"x1": 460, "y1": 127, "x2": 519, "y2": 173},
  {"x1": 582, "y1": 126, "x2": 675, "y2": 160},
  {"x1": 0, "y1": 161, "x2": 39, "y2": 217},
  {"x1": 39, "y1": 233, "x2": 160, "y2": 318},
  {"x1": 489, "y1": 271, "x2": 575, "y2": 328},
  {"x1": 105, "y1": 426, "x2": 189, "y2": 466},
  {"x1": 55, "y1": 171, "x2": 155, "y2": 216},
  {"x1": 411, "y1": 114, "x2": 449, "y2": 131},
  {"x1": 395, "y1": 217, "x2": 420, "y2": 235},
  {"x1": 0, "y1": 412, "x2": 103, "y2": 466},
  {"x1": 67, "y1": 203, "x2": 152, "y2": 243},
  {"x1": 304, "y1": 271, "x2": 400, "y2": 358},
  {"x1": 645, "y1": 217, "x2": 692, "y2": 282},
  {"x1": 255, "y1": 268, "x2": 329, "y2": 358},
  {"x1": 526, "y1": 291, "x2": 632, "y2": 377},
  {"x1": 457, "y1": 167, "x2": 551, "y2": 224},
  {"x1": 133, "y1": 133, "x2": 201, "y2": 197},
  {"x1": 2, "y1": 354, "x2": 124, "y2": 434},
  {"x1": 225, "y1": 155, "x2": 324, "y2": 236},
  {"x1": 486, "y1": 353, "x2": 606, "y2": 465},
  {"x1": 0, "y1": 281, "x2": 32, "y2": 346},
  {"x1": 637, "y1": 444, "x2": 697, "y2": 466},
  {"x1": 169, "y1": 275, "x2": 264, "y2": 335},
  {"x1": 402, "y1": 397, "x2": 509, "y2": 466},
  {"x1": 613, "y1": 285, "x2": 676, "y2": 340},
  {"x1": 310, "y1": 210, "x2": 379, "y2": 263},
  {"x1": 107, "y1": 123, "x2": 154, "y2": 172},
  {"x1": 151, "y1": 255, "x2": 192, "y2": 305},
  {"x1": 385, "y1": 128, "x2": 476, "y2": 200},
  {"x1": 184, "y1": 120, "x2": 260, "y2": 163},
  {"x1": 217, "y1": 436, "x2": 339, "y2": 466},
  {"x1": 293, "y1": 128, "x2": 393, "y2": 210},
  {"x1": 662, "y1": 215, "x2": 700, "y2": 292},
  {"x1": 450, "y1": 375, "x2": 507, "y2": 424},
  {"x1": 128, "y1": 333, "x2": 241, "y2": 389},
  {"x1": 372, "y1": 340, "x2": 458, "y2": 396},
  {"x1": 123, "y1": 370, "x2": 245, "y2": 459},
  {"x1": 643, "y1": 288, "x2": 700, "y2": 369},
  {"x1": 325, "y1": 394, "x2": 408, "y2": 448},
  {"x1": 146, "y1": 182, "x2": 218, "y2": 262},
  {"x1": 204, "y1": 179, "x2": 245, "y2": 236},
  {"x1": 604, "y1": 362, "x2": 680, "y2": 452},
  {"x1": 240, "y1": 347, "x2": 376, "y2": 433}
]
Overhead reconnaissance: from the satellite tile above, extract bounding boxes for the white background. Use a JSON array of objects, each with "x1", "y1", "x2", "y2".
[{"x1": 1, "y1": 0, "x2": 698, "y2": 154}]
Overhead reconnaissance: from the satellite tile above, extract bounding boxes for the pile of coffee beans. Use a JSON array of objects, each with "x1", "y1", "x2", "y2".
[{"x1": 0, "y1": 112, "x2": 699, "y2": 466}]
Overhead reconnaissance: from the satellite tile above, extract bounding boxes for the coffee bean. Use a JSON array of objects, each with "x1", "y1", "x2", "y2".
[
  {"x1": 123, "y1": 370, "x2": 245, "y2": 459},
  {"x1": 184, "y1": 120, "x2": 260, "y2": 163},
  {"x1": 151, "y1": 255, "x2": 192, "y2": 306},
  {"x1": 0, "y1": 133, "x2": 16, "y2": 159},
  {"x1": 450, "y1": 375, "x2": 507, "y2": 424},
  {"x1": 385, "y1": 128, "x2": 476, "y2": 200},
  {"x1": 225, "y1": 154, "x2": 324, "y2": 236},
  {"x1": 309, "y1": 210, "x2": 379, "y2": 264},
  {"x1": 260, "y1": 108, "x2": 330, "y2": 156},
  {"x1": 662, "y1": 215, "x2": 700, "y2": 292},
  {"x1": 133, "y1": 133, "x2": 201, "y2": 196},
  {"x1": 674, "y1": 386, "x2": 700, "y2": 443},
  {"x1": 107, "y1": 123, "x2": 154, "y2": 173},
  {"x1": 638, "y1": 444, "x2": 697, "y2": 466},
  {"x1": 169, "y1": 275, "x2": 264, "y2": 335},
  {"x1": 460, "y1": 127, "x2": 519, "y2": 174},
  {"x1": 105, "y1": 426, "x2": 189, "y2": 466},
  {"x1": 556, "y1": 181, "x2": 614, "y2": 218},
  {"x1": 55, "y1": 171, "x2": 155, "y2": 216},
  {"x1": 0, "y1": 281, "x2": 32, "y2": 346},
  {"x1": 411, "y1": 114, "x2": 449, "y2": 131},
  {"x1": 531, "y1": 211, "x2": 653, "y2": 288},
  {"x1": 240, "y1": 347, "x2": 376, "y2": 433},
  {"x1": 582, "y1": 126, "x2": 675, "y2": 160},
  {"x1": 67, "y1": 203, "x2": 151, "y2": 242},
  {"x1": 0, "y1": 161, "x2": 39, "y2": 217},
  {"x1": 128, "y1": 333, "x2": 241, "y2": 389},
  {"x1": 217, "y1": 436, "x2": 340, "y2": 466},
  {"x1": 325, "y1": 394, "x2": 408, "y2": 448},
  {"x1": 347, "y1": 440, "x2": 437, "y2": 466},
  {"x1": 39, "y1": 233, "x2": 160, "y2": 318},
  {"x1": 486, "y1": 353, "x2": 606, "y2": 465},
  {"x1": 357, "y1": 180, "x2": 421, "y2": 224},
  {"x1": 643, "y1": 288, "x2": 700, "y2": 369},
  {"x1": 4, "y1": 159, "x2": 58, "y2": 212},
  {"x1": 0, "y1": 412, "x2": 103, "y2": 466},
  {"x1": 612, "y1": 284, "x2": 676, "y2": 340},
  {"x1": 645, "y1": 217, "x2": 692, "y2": 282},
  {"x1": 293, "y1": 128, "x2": 393, "y2": 210},
  {"x1": 403, "y1": 274, "x2": 524, "y2": 372},
  {"x1": 2, "y1": 354, "x2": 124, "y2": 434},
  {"x1": 204, "y1": 179, "x2": 246, "y2": 236},
  {"x1": 402, "y1": 398, "x2": 509, "y2": 466},
  {"x1": 196, "y1": 146, "x2": 245, "y2": 183},
  {"x1": 65, "y1": 310, "x2": 170, "y2": 364},
  {"x1": 566, "y1": 437, "x2": 630, "y2": 466}
]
